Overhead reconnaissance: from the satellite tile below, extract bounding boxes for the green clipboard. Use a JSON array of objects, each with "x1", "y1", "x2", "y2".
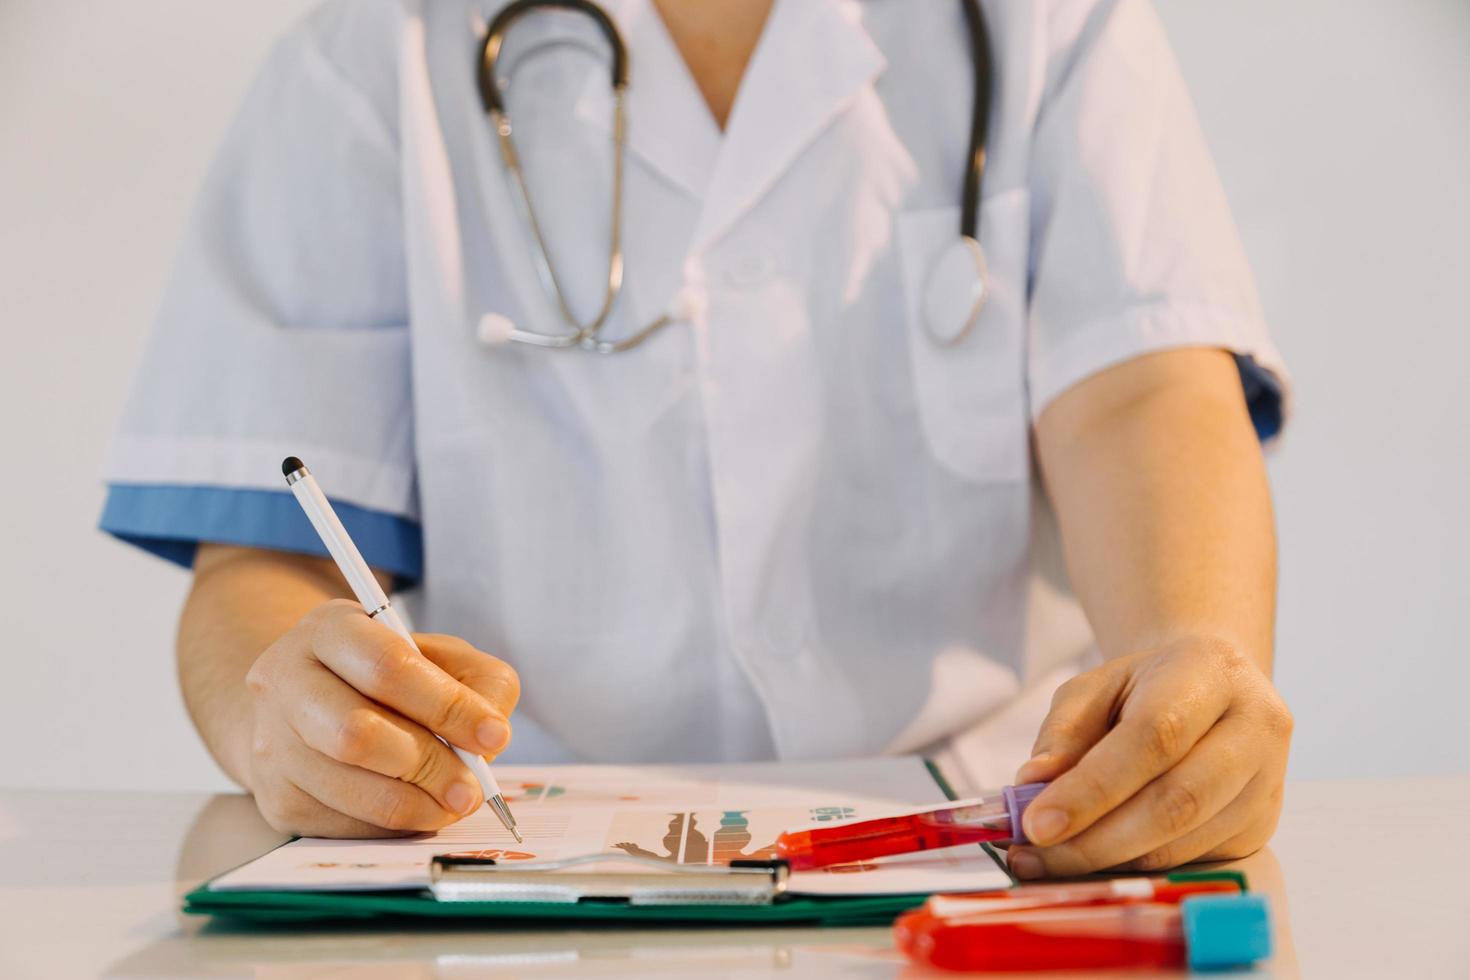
[{"x1": 182, "y1": 759, "x2": 1010, "y2": 926}]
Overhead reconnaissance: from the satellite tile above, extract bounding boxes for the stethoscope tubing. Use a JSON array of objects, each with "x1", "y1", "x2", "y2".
[
  {"x1": 480, "y1": 0, "x2": 628, "y2": 115},
  {"x1": 957, "y1": 0, "x2": 991, "y2": 242},
  {"x1": 477, "y1": 0, "x2": 993, "y2": 353}
]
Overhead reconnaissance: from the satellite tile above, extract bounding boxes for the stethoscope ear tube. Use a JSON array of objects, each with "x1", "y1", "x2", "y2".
[
  {"x1": 925, "y1": 0, "x2": 994, "y2": 346},
  {"x1": 480, "y1": 0, "x2": 630, "y2": 116},
  {"x1": 957, "y1": 0, "x2": 992, "y2": 242},
  {"x1": 481, "y1": 1, "x2": 633, "y2": 351}
]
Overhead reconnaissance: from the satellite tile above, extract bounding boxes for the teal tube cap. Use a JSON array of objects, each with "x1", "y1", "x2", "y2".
[{"x1": 1182, "y1": 893, "x2": 1273, "y2": 970}]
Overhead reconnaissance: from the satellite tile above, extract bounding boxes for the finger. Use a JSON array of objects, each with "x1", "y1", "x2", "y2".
[
  {"x1": 281, "y1": 739, "x2": 463, "y2": 834},
  {"x1": 253, "y1": 773, "x2": 416, "y2": 839},
  {"x1": 310, "y1": 610, "x2": 509, "y2": 757},
  {"x1": 415, "y1": 633, "x2": 521, "y2": 721},
  {"x1": 1006, "y1": 718, "x2": 1257, "y2": 877},
  {"x1": 284, "y1": 661, "x2": 484, "y2": 817},
  {"x1": 1020, "y1": 663, "x2": 1232, "y2": 847},
  {"x1": 1115, "y1": 770, "x2": 1286, "y2": 872},
  {"x1": 1105, "y1": 775, "x2": 1275, "y2": 875},
  {"x1": 1014, "y1": 670, "x2": 1125, "y2": 785}
]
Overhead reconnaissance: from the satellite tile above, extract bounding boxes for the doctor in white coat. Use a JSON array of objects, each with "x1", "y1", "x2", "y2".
[{"x1": 103, "y1": 0, "x2": 1294, "y2": 879}]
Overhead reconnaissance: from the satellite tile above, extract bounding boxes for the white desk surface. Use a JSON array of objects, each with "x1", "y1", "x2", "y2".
[{"x1": 1, "y1": 776, "x2": 1466, "y2": 979}]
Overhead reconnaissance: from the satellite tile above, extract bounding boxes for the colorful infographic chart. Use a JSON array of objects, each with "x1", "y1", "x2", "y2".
[
  {"x1": 208, "y1": 760, "x2": 1011, "y2": 896},
  {"x1": 604, "y1": 806, "x2": 859, "y2": 867}
]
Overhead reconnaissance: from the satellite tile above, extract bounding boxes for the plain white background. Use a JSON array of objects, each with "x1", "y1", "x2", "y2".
[{"x1": 1, "y1": 0, "x2": 1466, "y2": 793}]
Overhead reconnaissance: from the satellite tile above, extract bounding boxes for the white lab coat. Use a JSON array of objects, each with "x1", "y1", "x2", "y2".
[{"x1": 103, "y1": 0, "x2": 1288, "y2": 778}]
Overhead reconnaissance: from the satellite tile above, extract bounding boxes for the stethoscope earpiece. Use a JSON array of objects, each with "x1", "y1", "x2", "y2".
[
  {"x1": 477, "y1": 312, "x2": 517, "y2": 347},
  {"x1": 921, "y1": 235, "x2": 989, "y2": 346}
]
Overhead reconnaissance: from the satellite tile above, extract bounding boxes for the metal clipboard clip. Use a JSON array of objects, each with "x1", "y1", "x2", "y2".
[{"x1": 429, "y1": 852, "x2": 791, "y2": 906}]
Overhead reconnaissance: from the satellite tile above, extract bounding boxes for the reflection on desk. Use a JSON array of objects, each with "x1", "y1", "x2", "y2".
[{"x1": 2, "y1": 778, "x2": 1468, "y2": 978}]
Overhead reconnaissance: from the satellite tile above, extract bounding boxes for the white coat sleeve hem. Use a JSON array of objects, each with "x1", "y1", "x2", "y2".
[{"x1": 1028, "y1": 303, "x2": 1292, "y2": 435}]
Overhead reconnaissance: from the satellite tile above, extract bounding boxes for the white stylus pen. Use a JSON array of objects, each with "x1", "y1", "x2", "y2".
[{"x1": 281, "y1": 456, "x2": 521, "y2": 841}]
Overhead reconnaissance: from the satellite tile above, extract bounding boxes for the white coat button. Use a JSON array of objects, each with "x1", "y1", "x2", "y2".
[
  {"x1": 725, "y1": 252, "x2": 776, "y2": 288},
  {"x1": 674, "y1": 285, "x2": 707, "y2": 324}
]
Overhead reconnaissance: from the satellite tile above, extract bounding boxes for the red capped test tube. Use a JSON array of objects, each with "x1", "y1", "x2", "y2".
[
  {"x1": 775, "y1": 783, "x2": 1047, "y2": 871},
  {"x1": 893, "y1": 875, "x2": 1271, "y2": 972}
]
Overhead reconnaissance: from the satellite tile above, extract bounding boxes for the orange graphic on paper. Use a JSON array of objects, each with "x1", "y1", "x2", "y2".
[{"x1": 442, "y1": 848, "x2": 538, "y2": 861}]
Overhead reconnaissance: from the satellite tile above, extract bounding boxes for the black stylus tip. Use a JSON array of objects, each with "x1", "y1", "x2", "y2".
[{"x1": 281, "y1": 456, "x2": 305, "y2": 477}]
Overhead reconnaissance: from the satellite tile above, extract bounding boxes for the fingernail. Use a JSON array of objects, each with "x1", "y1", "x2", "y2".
[
  {"x1": 446, "y1": 782, "x2": 477, "y2": 815},
  {"x1": 1025, "y1": 807, "x2": 1069, "y2": 845},
  {"x1": 1008, "y1": 849, "x2": 1044, "y2": 880},
  {"x1": 477, "y1": 719, "x2": 509, "y2": 754}
]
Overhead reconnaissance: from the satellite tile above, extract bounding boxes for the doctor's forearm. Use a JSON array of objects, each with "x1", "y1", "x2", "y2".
[
  {"x1": 1034, "y1": 348, "x2": 1276, "y2": 670},
  {"x1": 178, "y1": 545, "x2": 360, "y2": 788},
  {"x1": 1008, "y1": 348, "x2": 1291, "y2": 879}
]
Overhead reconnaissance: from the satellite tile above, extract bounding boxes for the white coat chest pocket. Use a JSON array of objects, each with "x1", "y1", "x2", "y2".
[{"x1": 895, "y1": 189, "x2": 1031, "y2": 484}]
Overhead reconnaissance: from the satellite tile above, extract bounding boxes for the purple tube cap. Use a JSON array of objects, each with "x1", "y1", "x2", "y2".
[{"x1": 1002, "y1": 782, "x2": 1048, "y2": 844}]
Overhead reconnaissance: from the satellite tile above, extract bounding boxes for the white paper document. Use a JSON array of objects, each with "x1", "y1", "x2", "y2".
[{"x1": 211, "y1": 757, "x2": 1011, "y2": 897}]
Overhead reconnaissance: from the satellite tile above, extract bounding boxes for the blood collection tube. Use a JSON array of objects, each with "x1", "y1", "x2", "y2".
[
  {"x1": 774, "y1": 783, "x2": 1046, "y2": 871},
  {"x1": 893, "y1": 874, "x2": 1270, "y2": 973},
  {"x1": 899, "y1": 873, "x2": 1243, "y2": 921}
]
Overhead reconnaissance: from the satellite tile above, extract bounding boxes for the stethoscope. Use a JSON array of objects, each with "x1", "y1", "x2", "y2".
[{"x1": 476, "y1": 0, "x2": 993, "y2": 354}]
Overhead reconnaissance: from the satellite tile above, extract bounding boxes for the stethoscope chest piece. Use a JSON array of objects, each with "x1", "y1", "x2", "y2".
[{"x1": 922, "y1": 235, "x2": 989, "y2": 346}]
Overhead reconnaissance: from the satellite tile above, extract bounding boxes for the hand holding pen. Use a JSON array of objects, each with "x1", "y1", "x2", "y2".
[{"x1": 233, "y1": 458, "x2": 521, "y2": 839}]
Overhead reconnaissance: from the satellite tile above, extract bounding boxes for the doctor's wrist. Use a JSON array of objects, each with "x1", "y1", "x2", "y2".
[{"x1": 1104, "y1": 626, "x2": 1273, "y2": 676}]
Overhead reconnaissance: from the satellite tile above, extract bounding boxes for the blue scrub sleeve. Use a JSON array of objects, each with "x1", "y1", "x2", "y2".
[
  {"x1": 1236, "y1": 355, "x2": 1284, "y2": 443},
  {"x1": 99, "y1": 484, "x2": 423, "y2": 583}
]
